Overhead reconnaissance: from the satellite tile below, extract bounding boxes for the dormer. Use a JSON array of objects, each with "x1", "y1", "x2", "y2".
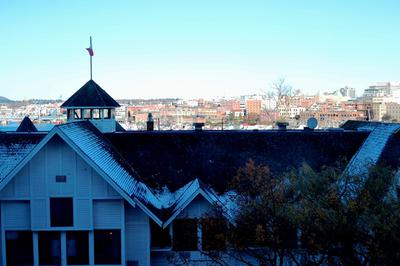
[{"x1": 61, "y1": 80, "x2": 120, "y2": 133}]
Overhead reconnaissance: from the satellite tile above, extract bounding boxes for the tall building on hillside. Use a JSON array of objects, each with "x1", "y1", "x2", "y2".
[
  {"x1": 340, "y1": 86, "x2": 356, "y2": 98},
  {"x1": 364, "y1": 82, "x2": 400, "y2": 98}
]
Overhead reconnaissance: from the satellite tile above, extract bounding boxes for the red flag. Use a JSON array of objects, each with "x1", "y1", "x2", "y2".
[{"x1": 86, "y1": 47, "x2": 94, "y2": 56}]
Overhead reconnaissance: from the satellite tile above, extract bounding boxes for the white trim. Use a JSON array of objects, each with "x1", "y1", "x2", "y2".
[
  {"x1": 61, "y1": 231, "x2": 67, "y2": 266},
  {"x1": 33, "y1": 232, "x2": 39, "y2": 266}
]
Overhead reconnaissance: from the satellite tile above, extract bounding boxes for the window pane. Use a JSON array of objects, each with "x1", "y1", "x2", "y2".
[
  {"x1": 94, "y1": 230, "x2": 121, "y2": 264},
  {"x1": 67, "y1": 109, "x2": 74, "y2": 120},
  {"x1": 173, "y1": 219, "x2": 198, "y2": 251},
  {"x1": 110, "y1": 109, "x2": 115, "y2": 118},
  {"x1": 74, "y1": 109, "x2": 81, "y2": 119},
  {"x1": 6, "y1": 231, "x2": 34, "y2": 266},
  {"x1": 103, "y1": 109, "x2": 110, "y2": 119},
  {"x1": 50, "y1": 198, "x2": 73, "y2": 227},
  {"x1": 83, "y1": 109, "x2": 91, "y2": 119},
  {"x1": 67, "y1": 231, "x2": 89, "y2": 265},
  {"x1": 151, "y1": 220, "x2": 171, "y2": 248},
  {"x1": 39, "y1": 231, "x2": 61, "y2": 266},
  {"x1": 55, "y1": 175, "x2": 67, "y2": 183},
  {"x1": 92, "y1": 109, "x2": 100, "y2": 119}
]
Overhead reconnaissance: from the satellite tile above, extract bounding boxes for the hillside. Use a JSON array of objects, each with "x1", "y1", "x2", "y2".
[{"x1": 0, "y1": 96, "x2": 12, "y2": 103}]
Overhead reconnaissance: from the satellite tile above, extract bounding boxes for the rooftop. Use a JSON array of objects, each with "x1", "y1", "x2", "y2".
[{"x1": 61, "y1": 80, "x2": 120, "y2": 108}]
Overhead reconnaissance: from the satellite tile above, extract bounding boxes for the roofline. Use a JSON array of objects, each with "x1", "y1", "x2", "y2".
[
  {"x1": 162, "y1": 181, "x2": 220, "y2": 228},
  {"x1": 61, "y1": 106, "x2": 120, "y2": 109},
  {"x1": 55, "y1": 127, "x2": 163, "y2": 226},
  {"x1": 0, "y1": 125, "x2": 163, "y2": 226}
]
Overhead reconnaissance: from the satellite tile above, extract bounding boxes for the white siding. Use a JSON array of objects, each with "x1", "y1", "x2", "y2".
[
  {"x1": 75, "y1": 158, "x2": 91, "y2": 197},
  {"x1": 74, "y1": 198, "x2": 91, "y2": 229},
  {"x1": 177, "y1": 195, "x2": 212, "y2": 219},
  {"x1": 30, "y1": 199, "x2": 47, "y2": 229},
  {"x1": 93, "y1": 200, "x2": 122, "y2": 229},
  {"x1": 14, "y1": 166, "x2": 30, "y2": 197},
  {"x1": 126, "y1": 204, "x2": 150, "y2": 266},
  {"x1": 30, "y1": 148, "x2": 46, "y2": 197},
  {"x1": 3, "y1": 201, "x2": 31, "y2": 229},
  {"x1": 92, "y1": 171, "x2": 108, "y2": 197},
  {"x1": 0, "y1": 180, "x2": 14, "y2": 198}
]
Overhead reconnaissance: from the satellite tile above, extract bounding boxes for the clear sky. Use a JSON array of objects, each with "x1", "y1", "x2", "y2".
[{"x1": 1, "y1": 0, "x2": 399, "y2": 100}]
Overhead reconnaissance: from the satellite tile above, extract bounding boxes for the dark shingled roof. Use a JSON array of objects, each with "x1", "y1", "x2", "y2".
[
  {"x1": 105, "y1": 130, "x2": 369, "y2": 192},
  {"x1": 340, "y1": 120, "x2": 380, "y2": 130},
  {"x1": 16, "y1": 117, "x2": 38, "y2": 132},
  {"x1": 61, "y1": 80, "x2": 120, "y2": 108},
  {"x1": 379, "y1": 132, "x2": 400, "y2": 168}
]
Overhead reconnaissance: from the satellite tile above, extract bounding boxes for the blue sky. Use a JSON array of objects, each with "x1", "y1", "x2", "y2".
[{"x1": 0, "y1": 0, "x2": 399, "y2": 100}]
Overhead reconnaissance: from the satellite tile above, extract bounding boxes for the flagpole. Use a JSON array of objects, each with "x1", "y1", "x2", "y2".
[{"x1": 90, "y1": 36, "x2": 93, "y2": 80}]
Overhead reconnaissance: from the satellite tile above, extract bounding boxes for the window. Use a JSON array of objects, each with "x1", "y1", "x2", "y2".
[
  {"x1": 50, "y1": 198, "x2": 73, "y2": 227},
  {"x1": 94, "y1": 230, "x2": 121, "y2": 264},
  {"x1": 173, "y1": 219, "x2": 198, "y2": 251},
  {"x1": 67, "y1": 231, "x2": 89, "y2": 265},
  {"x1": 201, "y1": 218, "x2": 227, "y2": 251},
  {"x1": 67, "y1": 109, "x2": 74, "y2": 120},
  {"x1": 92, "y1": 109, "x2": 100, "y2": 119},
  {"x1": 55, "y1": 175, "x2": 67, "y2": 183},
  {"x1": 151, "y1": 220, "x2": 171, "y2": 249},
  {"x1": 103, "y1": 109, "x2": 110, "y2": 119},
  {"x1": 83, "y1": 109, "x2": 92, "y2": 119},
  {"x1": 39, "y1": 232, "x2": 61, "y2": 265},
  {"x1": 6, "y1": 231, "x2": 34, "y2": 266},
  {"x1": 74, "y1": 109, "x2": 81, "y2": 119}
]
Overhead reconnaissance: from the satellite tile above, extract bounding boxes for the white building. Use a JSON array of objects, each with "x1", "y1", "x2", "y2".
[{"x1": 0, "y1": 80, "x2": 225, "y2": 266}]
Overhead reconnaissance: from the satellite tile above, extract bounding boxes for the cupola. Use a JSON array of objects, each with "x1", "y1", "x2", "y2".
[{"x1": 61, "y1": 80, "x2": 120, "y2": 132}]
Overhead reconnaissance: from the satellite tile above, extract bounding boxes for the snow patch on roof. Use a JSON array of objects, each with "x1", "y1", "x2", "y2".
[
  {"x1": 0, "y1": 134, "x2": 44, "y2": 182},
  {"x1": 57, "y1": 122, "x2": 161, "y2": 208},
  {"x1": 344, "y1": 123, "x2": 400, "y2": 177}
]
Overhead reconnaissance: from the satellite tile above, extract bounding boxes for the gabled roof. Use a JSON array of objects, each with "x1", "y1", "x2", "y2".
[
  {"x1": 61, "y1": 80, "x2": 120, "y2": 108},
  {"x1": 0, "y1": 121, "x2": 162, "y2": 225},
  {"x1": 16, "y1": 116, "x2": 38, "y2": 132},
  {"x1": 159, "y1": 178, "x2": 228, "y2": 228},
  {"x1": 55, "y1": 122, "x2": 162, "y2": 223}
]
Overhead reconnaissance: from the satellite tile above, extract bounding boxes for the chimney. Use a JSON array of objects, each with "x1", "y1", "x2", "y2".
[
  {"x1": 146, "y1": 113, "x2": 154, "y2": 131},
  {"x1": 193, "y1": 122, "x2": 205, "y2": 131},
  {"x1": 276, "y1": 121, "x2": 288, "y2": 131}
]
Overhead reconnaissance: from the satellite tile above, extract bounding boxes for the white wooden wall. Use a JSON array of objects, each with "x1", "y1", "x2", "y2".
[
  {"x1": 0, "y1": 135, "x2": 153, "y2": 265},
  {"x1": 176, "y1": 195, "x2": 212, "y2": 219},
  {"x1": 125, "y1": 203, "x2": 151, "y2": 266}
]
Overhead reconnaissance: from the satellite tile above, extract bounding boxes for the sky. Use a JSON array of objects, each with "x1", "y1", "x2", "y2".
[{"x1": 0, "y1": 0, "x2": 400, "y2": 100}]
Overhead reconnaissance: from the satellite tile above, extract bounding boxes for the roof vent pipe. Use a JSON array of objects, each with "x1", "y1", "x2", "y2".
[
  {"x1": 147, "y1": 113, "x2": 154, "y2": 131},
  {"x1": 276, "y1": 122, "x2": 288, "y2": 131},
  {"x1": 193, "y1": 122, "x2": 205, "y2": 131}
]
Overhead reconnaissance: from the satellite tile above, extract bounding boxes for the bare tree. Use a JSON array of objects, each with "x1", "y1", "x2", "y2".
[{"x1": 264, "y1": 78, "x2": 293, "y2": 121}]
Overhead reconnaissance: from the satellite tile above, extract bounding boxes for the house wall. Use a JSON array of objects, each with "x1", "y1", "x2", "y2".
[
  {"x1": 176, "y1": 195, "x2": 212, "y2": 219},
  {"x1": 0, "y1": 135, "x2": 149, "y2": 266},
  {"x1": 90, "y1": 118, "x2": 116, "y2": 133},
  {"x1": 152, "y1": 195, "x2": 216, "y2": 266},
  {"x1": 125, "y1": 203, "x2": 151, "y2": 266}
]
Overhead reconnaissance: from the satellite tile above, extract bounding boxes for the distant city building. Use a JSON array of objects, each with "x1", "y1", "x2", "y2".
[
  {"x1": 364, "y1": 82, "x2": 400, "y2": 98},
  {"x1": 245, "y1": 99, "x2": 262, "y2": 115},
  {"x1": 340, "y1": 86, "x2": 356, "y2": 98}
]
